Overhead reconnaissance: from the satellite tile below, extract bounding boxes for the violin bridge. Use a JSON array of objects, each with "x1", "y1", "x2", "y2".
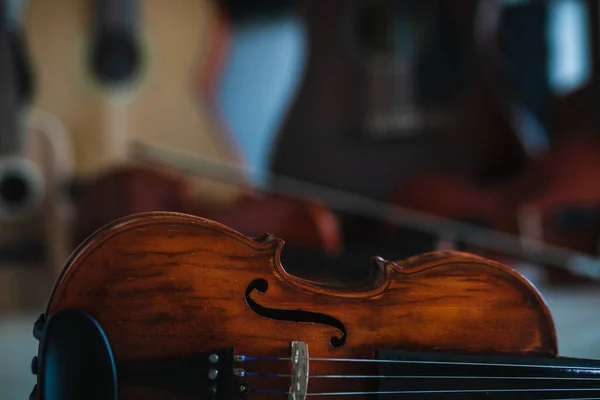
[{"x1": 289, "y1": 341, "x2": 309, "y2": 400}]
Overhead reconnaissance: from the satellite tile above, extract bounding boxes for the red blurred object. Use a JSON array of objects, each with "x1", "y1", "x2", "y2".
[{"x1": 71, "y1": 165, "x2": 343, "y2": 256}]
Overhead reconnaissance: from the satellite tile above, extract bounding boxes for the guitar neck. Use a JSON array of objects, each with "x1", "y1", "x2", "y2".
[
  {"x1": 90, "y1": 0, "x2": 142, "y2": 87},
  {"x1": 94, "y1": 0, "x2": 137, "y2": 34}
]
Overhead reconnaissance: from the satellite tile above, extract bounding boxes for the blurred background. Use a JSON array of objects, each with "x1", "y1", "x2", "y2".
[{"x1": 1, "y1": 0, "x2": 600, "y2": 397}]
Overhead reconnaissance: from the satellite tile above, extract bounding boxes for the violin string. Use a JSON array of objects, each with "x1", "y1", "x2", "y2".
[
  {"x1": 250, "y1": 388, "x2": 600, "y2": 396},
  {"x1": 243, "y1": 372, "x2": 600, "y2": 381},
  {"x1": 239, "y1": 356, "x2": 600, "y2": 371}
]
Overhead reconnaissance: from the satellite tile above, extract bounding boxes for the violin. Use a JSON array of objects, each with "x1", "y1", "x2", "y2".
[{"x1": 30, "y1": 212, "x2": 600, "y2": 399}]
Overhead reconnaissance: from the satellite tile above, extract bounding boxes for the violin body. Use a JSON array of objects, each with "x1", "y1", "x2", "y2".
[
  {"x1": 31, "y1": 212, "x2": 600, "y2": 399},
  {"x1": 388, "y1": 173, "x2": 521, "y2": 234}
]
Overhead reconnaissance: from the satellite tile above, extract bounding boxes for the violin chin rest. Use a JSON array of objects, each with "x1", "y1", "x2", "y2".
[{"x1": 37, "y1": 309, "x2": 117, "y2": 400}]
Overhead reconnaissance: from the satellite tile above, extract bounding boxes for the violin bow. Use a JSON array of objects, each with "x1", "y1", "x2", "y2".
[{"x1": 128, "y1": 140, "x2": 600, "y2": 280}]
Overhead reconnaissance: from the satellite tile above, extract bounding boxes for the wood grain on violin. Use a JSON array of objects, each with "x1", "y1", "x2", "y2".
[{"x1": 33, "y1": 212, "x2": 600, "y2": 399}]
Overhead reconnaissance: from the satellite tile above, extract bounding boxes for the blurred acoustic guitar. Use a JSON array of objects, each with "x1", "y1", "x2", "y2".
[
  {"x1": 23, "y1": 0, "x2": 243, "y2": 205},
  {"x1": 268, "y1": 0, "x2": 524, "y2": 203}
]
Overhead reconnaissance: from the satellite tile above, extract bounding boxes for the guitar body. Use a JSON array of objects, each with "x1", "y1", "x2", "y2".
[
  {"x1": 511, "y1": 135, "x2": 600, "y2": 257},
  {"x1": 269, "y1": 0, "x2": 524, "y2": 201},
  {"x1": 24, "y1": 0, "x2": 241, "y2": 203}
]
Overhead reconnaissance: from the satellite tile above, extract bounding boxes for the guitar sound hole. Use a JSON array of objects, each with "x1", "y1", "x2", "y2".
[{"x1": 0, "y1": 173, "x2": 29, "y2": 205}]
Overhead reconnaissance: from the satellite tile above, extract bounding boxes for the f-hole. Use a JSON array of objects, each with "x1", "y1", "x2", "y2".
[{"x1": 244, "y1": 278, "x2": 347, "y2": 348}]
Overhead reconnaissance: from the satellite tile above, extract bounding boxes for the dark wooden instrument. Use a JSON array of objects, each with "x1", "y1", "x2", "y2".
[
  {"x1": 30, "y1": 212, "x2": 600, "y2": 399},
  {"x1": 269, "y1": 0, "x2": 524, "y2": 202},
  {"x1": 389, "y1": 84, "x2": 600, "y2": 273},
  {"x1": 24, "y1": 0, "x2": 241, "y2": 194},
  {"x1": 0, "y1": 0, "x2": 75, "y2": 272},
  {"x1": 389, "y1": 172, "x2": 520, "y2": 234},
  {"x1": 498, "y1": 133, "x2": 600, "y2": 284}
]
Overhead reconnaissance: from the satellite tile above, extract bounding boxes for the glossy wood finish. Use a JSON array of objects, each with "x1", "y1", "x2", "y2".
[{"x1": 44, "y1": 212, "x2": 558, "y2": 398}]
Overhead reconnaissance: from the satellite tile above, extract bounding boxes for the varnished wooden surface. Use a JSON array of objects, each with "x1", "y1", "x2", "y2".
[{"x1": 44, "y1": 212, "x2": 557, "y2": 398}]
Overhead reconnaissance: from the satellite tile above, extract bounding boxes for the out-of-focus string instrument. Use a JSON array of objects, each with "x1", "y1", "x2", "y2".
[
  {"x1": 29, "y1": 212, "x2": 600, "y2": 399},
  {"x1": 392, "y1": 94, "x2": 600, "y2": 275},
  {"x1": 502, "y1": 135, "x2": 600, "y2": 260},
  {"x1": 226, "y1": 0, "x2": 539, "y2": 271},
  {"x1": 269, "y1": 0, "x2": 525, "y2": 202},
  {"x1": 130, "y1": 140, "x2": 600, "y2": 281},
  {"x1": 27, "y1": 0, "x2": 346, "y2": 256},
  {"x1": 23, "y1": 0, "x2": 242, "y2": 203},
  {"x1": 72, "y1": 0, "x2": 600, "y2": 280},
  {"x1": 503, "y1": 0, "x2": 600, "y2": 266},
  {"x1": 383, "y1": 1, "x2": 600, "y2": 276}
]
